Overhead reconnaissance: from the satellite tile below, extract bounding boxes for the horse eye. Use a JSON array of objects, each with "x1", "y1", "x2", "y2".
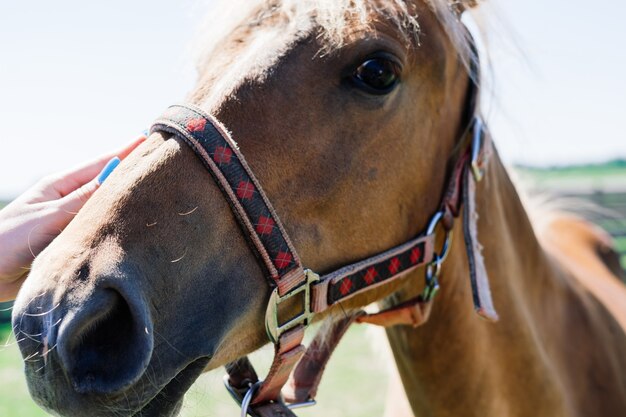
[{"x1": 352, "y1": 57, "x2": 401, "y2": 94}]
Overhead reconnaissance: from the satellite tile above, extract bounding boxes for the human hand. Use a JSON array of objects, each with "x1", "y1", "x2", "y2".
[{"x1": 0, "y1": 135, "x2": 147, "y2": 301}]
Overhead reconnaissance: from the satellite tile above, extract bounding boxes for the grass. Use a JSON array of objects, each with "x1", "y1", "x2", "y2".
[
  {"x1": 516, "y1": 162, "x2": 626, "y2": 193},
  {"x1": 519, "y1": 164, "x2": 626, "y2": 269},
  {"x1": 0, "y1": 198, "x2": 13, "y2": 324},
  {"x1": 0, "y1": 321, "x2": 388, "y2": 417},
  {"x1": 519, "y1": 166, "x2": 626, "y2": 180},
  {"x1": 517, "y1": 159, "x2": 626, "y2": 179},
  {"x1": 0, "y1": 324, "x2": 49, "y2": 417},
  {"x1": 616, "y1": 237, "x2": 626, "y2": 270},
  {"x1": 0, "y1": 196, "x2": 13, "y2": 323}
]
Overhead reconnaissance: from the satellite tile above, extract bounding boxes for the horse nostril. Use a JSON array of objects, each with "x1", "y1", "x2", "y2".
[{"x1": 57, "y1": 289, "x2": 153, "y2": 395}]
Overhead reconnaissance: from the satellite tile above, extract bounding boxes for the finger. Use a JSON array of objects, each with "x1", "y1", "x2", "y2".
[
  {"x1": 116, "y1": 134, "x2": 148, "y2": 160},
  {"x1": 53, "y1": 134, "x2": 147, "y2": 197},
  {"x1": 0, "y1": 274, "x2": 27, "y2": 302},
  {"x1": 57, "y1": 156, "x2": 121, "y2": 217},
  {"x1": 57, "y1": 179, "x2": 100, "y2": 217},
  {"x1": 60, "y1": 134, "x2": 147, "y2": 188},
  {"x1": 96, "y1": 157, "x2": 121, "y2": 185}
]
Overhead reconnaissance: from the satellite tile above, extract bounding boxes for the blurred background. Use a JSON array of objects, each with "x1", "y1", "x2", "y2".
[{"x1": 1, "y1": 0, "x2": 625, "y2": 415}]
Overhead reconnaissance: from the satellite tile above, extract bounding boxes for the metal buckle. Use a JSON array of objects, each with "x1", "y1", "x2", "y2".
[
  {"x1": 287, "y1": 399, "x2": 317, "y2": 410},
  {"x1": 422, "y1": 255, "x2": 442, "y2": 301},
  {"x1": 223, "y1": 375, "x2": 317, "y2": 416},
  {"x1": 426, "y1": 211, "x2": 453, "y2": 263},
  {"x1": 470, "y1": 117, "x2": 486, "y2": 182},
  {"x1": 223, "y1": 376, "x2": 261, "y2": 417},
  {"x1": 239, "y1": 382, "x2": 262, "y2": 417},
  {"x1": 265, "y1": 269, "x2": 320, "y2": 344},
  {"x1": 421, "y1": 211, "x2": 452, "y2": 302}
]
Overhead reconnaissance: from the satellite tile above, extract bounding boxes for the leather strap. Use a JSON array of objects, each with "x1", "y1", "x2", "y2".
[
  {"x1": 253, "y1": 403, "x2": 299, "y2": 417},
  {"x1": 311, "y1": 234, "x2": 435, "y2": 312},
  {"x1": 224, "y1": 327, "x2": 306, "y2": 414},
  {"x1": 282, "y1": 300, "x2": 431, "y2": 406},
  {"x1": 252, "y1": 326, "x2": 305, "y2": 405},
  {"x1": 284, "y1": 314, "x2": 359, "y2": 404},
  {"x1": 462, "y1": 126, "x2": 498, "y2": 321},
  {"x1": 152, "y1": 104, "x2": 305, "y2": 296},
  {"x1": 356, "y1": 296, "x2": 433, "y2": 327}
]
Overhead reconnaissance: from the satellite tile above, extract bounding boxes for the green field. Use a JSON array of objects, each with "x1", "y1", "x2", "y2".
[
  {"x1": 515, "y1": 161, "x2": 626, "y2": 269},
  {"x1": 519, "y1": 159, "x2": 626, "y2": 177},
  {"x1": 0, "y1": 321, "x2": 388, "y2": 417},
  {"x1": 617, "y1": 237, "x2": 626, "y2": 253},
  {"x1": 617, "y1": 237, "x2": 626, "y2": 270},
  {"x1": 0, "y1": 323, "x2": 49, "y2": 417},
  {"x1": 516, "y1": 160, "x2": 626, "y2": 193}
]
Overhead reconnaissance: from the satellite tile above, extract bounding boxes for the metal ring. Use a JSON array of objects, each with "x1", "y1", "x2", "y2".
[
  {"x1": 240, "y1": 381, "x2": 262, "y2": 417},
  {"x1": 438, "y1": 230, "x2": 453, "y2": 262},
  {"x1": 426, "y1": 212, "x2": 453, "y2": 262},
  {"x1": 471, "y1": 117, "x2": 486, "y2": 182},
  {"x1": 422, "y1": 255, "x2": 442, "y2": 301},
  {"x1": 223, "y1": 374, "x2": 244, "y2": 406},
  {"x1": 425, "y1": 255, "x2": 442, "y2": 280},
  {"x1": 426, "y1": 211, "x2": 444, "y2": 235},
  {"x1": 288, "y1": 399, "x2": 318, "y2": 410}
]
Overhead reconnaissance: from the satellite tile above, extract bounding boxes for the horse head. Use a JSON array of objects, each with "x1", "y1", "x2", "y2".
[{"x1": 13, "y1": 1, "x2": 477, "y2": 415}]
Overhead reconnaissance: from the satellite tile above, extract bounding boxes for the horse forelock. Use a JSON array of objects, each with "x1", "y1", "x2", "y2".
[{"x1": 193, "y1": 0, "x2": 475, "y2": 75}]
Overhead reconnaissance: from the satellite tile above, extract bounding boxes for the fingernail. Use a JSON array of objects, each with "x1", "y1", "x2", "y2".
[{"x1": 97, "y1": 157, "x2": 121, "y2": 185}]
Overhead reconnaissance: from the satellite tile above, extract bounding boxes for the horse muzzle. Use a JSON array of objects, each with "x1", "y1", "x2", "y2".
[{"x1": 11, "y1": 261, "x2": 160, "y2": 415}]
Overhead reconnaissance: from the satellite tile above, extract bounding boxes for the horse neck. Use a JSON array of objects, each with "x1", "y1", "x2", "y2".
[{"x1": 384, "y1": 150, "x2": 570, "y2": 416}]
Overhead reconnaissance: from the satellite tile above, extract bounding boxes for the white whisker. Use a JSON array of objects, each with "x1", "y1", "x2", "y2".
[
  {"x1": 178, "y1": 206, "x2": 198, "y2": 216},
  {"x1": 21, "y1": 302, "x2": 60, "y2": 317},
  {"x1": 170, "y1": 249, "x2": 187, "y2": 263}
]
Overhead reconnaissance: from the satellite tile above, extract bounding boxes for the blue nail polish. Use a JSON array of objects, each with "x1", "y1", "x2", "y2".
[{"x1": 97, "y1": 157, "x2": 121, "y2": 184}]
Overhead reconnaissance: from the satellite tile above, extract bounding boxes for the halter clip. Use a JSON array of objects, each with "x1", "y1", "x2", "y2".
[{"x1": 470, "y1": 118, "x2": 487, "y2": 182}]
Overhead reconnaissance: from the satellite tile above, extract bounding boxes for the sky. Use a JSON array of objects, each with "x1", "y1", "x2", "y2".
[{"x1": 0, "y1": 0, "x2": 625, "y2": 199}]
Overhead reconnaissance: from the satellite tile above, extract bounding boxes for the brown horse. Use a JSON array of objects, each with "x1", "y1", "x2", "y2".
[{"x1": 12, "y1": 0, "x2": 626, "y2": 416}]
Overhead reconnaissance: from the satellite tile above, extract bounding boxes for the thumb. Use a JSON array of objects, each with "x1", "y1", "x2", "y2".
[{"x1": 59, "y1": 157, "x2": 121, "y2": 215}]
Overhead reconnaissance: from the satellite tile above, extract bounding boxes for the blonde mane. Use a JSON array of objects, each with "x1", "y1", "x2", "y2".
[{"x1": 193, "y1": 0, "x2": 476, "y2": 70}]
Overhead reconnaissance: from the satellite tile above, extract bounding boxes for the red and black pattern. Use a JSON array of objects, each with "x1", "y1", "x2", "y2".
[
  {"x1": 328, "y1": 241, "x2": 427, "y2": 303},
  {"x1": 151, "y1": 105, "x2": 299, "y2": 284}
]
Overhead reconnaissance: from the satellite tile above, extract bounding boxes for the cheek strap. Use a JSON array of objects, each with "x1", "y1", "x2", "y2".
[{"x1": 463, "y1": 132, "x2": 498, "y2": 320}]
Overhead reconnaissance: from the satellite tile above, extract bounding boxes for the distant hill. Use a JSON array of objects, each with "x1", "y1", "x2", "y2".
[
  {"x1": 517, "y1": 159, "x2": 626, "y2": 176},
  {"x1": 515, "y1": 159, "x2": 626, "y2": 193}
]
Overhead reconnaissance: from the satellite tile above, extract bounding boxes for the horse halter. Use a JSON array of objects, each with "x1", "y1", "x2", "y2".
[{"x1": 151, "y1": 27, "x2": 497, "y2": 417}]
